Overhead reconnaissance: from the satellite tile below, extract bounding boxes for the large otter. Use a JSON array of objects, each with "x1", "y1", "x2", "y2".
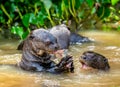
[
  {"x1": 19, "y1": 29, "x2": 74, "y2": 73},
  {"x1": 80, "y1": 51, "x2": 110, "y2": 71}
]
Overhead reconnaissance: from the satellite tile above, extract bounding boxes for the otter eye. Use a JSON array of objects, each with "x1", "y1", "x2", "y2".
[
  {"x1": 29, "y1": 35, "x2": 34, "y2": 39},
  {"x1": 45, "y1": 41, "x2": 52, "y2": 45},
  {"x1": 103, "y1": 58, "x2": 107, "y2": 62}
]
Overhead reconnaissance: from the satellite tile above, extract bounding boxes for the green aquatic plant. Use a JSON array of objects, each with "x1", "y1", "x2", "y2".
[
  {"x1": 11, "y1": 26, "x2": 29, "y2": 40},
  {"x1": 0, "y1": 0, "x2": 119, "y2": 39}
]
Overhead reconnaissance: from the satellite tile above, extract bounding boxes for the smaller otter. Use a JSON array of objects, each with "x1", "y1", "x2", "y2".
[{"x1": 80, "y1": 51, "x2": 110, "y2": 71}]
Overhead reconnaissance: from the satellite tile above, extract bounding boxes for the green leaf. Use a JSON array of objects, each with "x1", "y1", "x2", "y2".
[
  {"x1": 97, "y1": 6, "x2": 110, "y2": 19},
  {"x1": 118, "y1": 10, "x2": 120, "y2": 13},
  {"x1": 16, "y1": 27, "x2": 24, "y2": 39},
  {"x1": 114, "y1": 15, "x2": 119, "y2": 20},
  {"x1": 0, "y1": 16, "x2": 5, "y2": 23},
  {"x1": 103, "y1": 7, "x2": 111, "y2": 19},
  {"x1": 61, "y1": 0, "x2": 66, "y2": 12},
  {"x1": 79, "y1": 0, "x2": 84, "y2": 4},
  {"x1": 78, "y1": 10, "x2": 84, "y2": 18},
  {"x1": 22, "y1": 13, "x2": 39, "y2": 27},
  {"x1": 22, "y1": 29, "x2": 29, "y2": 39},
  {"x1": 29, "y1": 13, "x2": 38, "y2": 25},
  {"x1": 11, "y1": 26, "x2": 16, "y2": 34},
  {"x1": 64, "y1": 0, "x2": 69, "y2": 7},
  {"x1": 86, "y1": 0, "x2": 94, "y2": 8},
  {"x1": 0, "y1": 9, "x2": 3, "y2": 15},
  {"x1": 75, "y1": 0, "x2": 84, "y2": 9},
  {"x1": 111, "y1": 0, "x2": 119, "y2": 5},
  {"x1": 41, "y1": 0, "x2": 52, "y2": 10},
  {"x1": 22, "y1": 14, "x2": 31, "y2": 28},
  {"x1": 54, "y1": 4, "x2": 62, "y2": 18},
  {"x1": 91, "y1": 7, "x2": 96, "y2": 14},
  {"x1": 11, "y1": 3, "x2": 16, "y2": 12},
  {"x1": 117, "y1": 25, "x2": 120, "y2": 31},
  {"x1": 37, "y1": 12, "x2": 47, "y2": 26},
  {"x1": 11, "y1": 26, "x2": 29, "y2": 40},
  {"x1": 102, "y1": 0, "x2": 110, "y2": 3},
  {"x1": 10, "y1": 12, "x2": 15, "y2": 19},
  {"x1": 11, "y1": 26, "x2": 24, "y2": 39}
]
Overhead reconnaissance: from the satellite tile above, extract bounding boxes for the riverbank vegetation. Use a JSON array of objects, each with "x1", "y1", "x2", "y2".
[{"x1": 0, "y1": 0, "x2": 120, "y2": 39}]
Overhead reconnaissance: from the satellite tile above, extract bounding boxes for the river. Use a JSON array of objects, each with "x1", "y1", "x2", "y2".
[{"x1": 0, "y1": 30, "x2": 120, "y2": 87}]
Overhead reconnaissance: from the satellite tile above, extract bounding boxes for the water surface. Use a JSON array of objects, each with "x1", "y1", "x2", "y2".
[{"x1": 0, "y1": 30, "x2": 120, "y2": 87}]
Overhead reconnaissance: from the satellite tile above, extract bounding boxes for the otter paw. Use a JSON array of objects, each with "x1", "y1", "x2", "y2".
[{"x1": 57, "y1": 55, "x2": 74, "y2": 73}]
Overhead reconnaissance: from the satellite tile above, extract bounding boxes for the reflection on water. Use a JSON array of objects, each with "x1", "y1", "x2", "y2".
[{"x1": 0, "y1": 31, "x2": 120, "y2": 87}]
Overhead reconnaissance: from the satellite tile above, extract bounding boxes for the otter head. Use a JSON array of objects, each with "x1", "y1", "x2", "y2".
[
  {"x1": 24, "y1": 29, "x2": 59, "y2": 56},
  {"x1": 80, "y1": 51, "x2": 110, "y2": 71},
  {"x1": 49, "y1": 24, "x2": 70, "y2": 49}
]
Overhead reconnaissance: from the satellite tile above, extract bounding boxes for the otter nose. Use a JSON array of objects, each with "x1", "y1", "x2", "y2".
[
  {"x1": 54, "y1": 44, "x2": 59, "y2": 50},
  {"x1": 83, "y1": 57, "x2": 86, "y2": 60},
  {"x1": 55, "y1": 46, "x2": 58, "y2": 50},
  {"x1": 81, "y1": 55, "x2": 86, "y2": 60}
]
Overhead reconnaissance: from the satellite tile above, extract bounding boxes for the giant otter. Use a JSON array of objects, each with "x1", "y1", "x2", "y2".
[
  {"x1": 80, "y1": 51, "x2": 110, "y2": 71},
  {"x1": 19, "y1": 29, "x2": 74, "y2": 73},
  {"x1": 70, "y1": 33, "x2": 91, "y2": 44},
  {"x1": 49, "y1": 24, "x2": 70, "y2": 49},
  {"x1": 49, "y1": 24, "x2": 91, "y2": 49},
  {"x1": 17, "y1": 24, "x2": 91, "y2": 50}
]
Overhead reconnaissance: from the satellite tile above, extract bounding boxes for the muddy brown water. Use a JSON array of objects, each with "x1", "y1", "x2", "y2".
[{"x1": 0, "y1": 30, "x2": 120, "y2": 87}]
